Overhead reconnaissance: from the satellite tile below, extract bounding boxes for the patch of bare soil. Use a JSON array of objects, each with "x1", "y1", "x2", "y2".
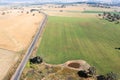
[
  {"x1": 65, "y1": 60, "x2": 90, "y2": 71},
  {"x1": 68, "y1": 62, "x2": 80, "y2": 68}
]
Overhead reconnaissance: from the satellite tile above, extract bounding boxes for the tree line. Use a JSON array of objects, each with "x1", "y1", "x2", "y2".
[
  {"x1": 77, "y1": 66, "x2": 118, "y2": 80},
  {"x1": 98, "y1": 12, "x2": 120, "y2": 24}
]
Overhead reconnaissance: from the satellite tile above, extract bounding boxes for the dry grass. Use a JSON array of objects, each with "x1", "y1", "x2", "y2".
[
  {"x1": 0, "y1": 49, "x2": 18, "y2": 80},
  {"x1": 0, "y1": 7, "x2": 44, "y2": 79},
  {"x1": 0, "y1": 10, "x2": 44, "y2": 51},
  {"x1": 21, "y1": 62, "x2": 94, "y2": 80}
]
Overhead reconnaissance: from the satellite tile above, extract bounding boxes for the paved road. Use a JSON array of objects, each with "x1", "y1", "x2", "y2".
[{"x1": 11, "y1": 13, "x2": 47, "y2": 80}]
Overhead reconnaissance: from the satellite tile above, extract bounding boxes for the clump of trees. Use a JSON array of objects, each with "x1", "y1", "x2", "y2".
[
  {"x1": 59, "y1": 10, "x2": 63, "y2": 12},
  {"x1": 98, "y1": 12, "x2": 120, "y2": 24},
  {"x1": 21, "y1": 11, "x2": 23, "y2": 13},
  {"x1": 61, "y1": 5, "x2": 66, "y2": 8},
  {"x1": 97, "y1": 72, "x2": 118, "y2": 80},
  {"x1": 32, "y1": 14, "x2": 35, "y2": 16},
  {"x1": 26, "y1": 11, "x2": 29, "y2": 14},
  {"x1": 1, "y1": 12, "x2": 5, "y2": 15},
  {"x1": 29, "y1": 56, "x2": 43, "y2": 64},
  {"x1": 89, "y1": 4, "x2": 111, "y2": 8},
  {"x1": 54, "y1": 5, "x2": 66, "y2": 8},
  {"x1": 78, "y1": 66, "x2": 118, "y2": 80},
  {"x1": 115, "y1": 47, "x2": 120, "y2": 50},
  {"x1": 77, "y1": 66, "x2": 96, "y2": 78}
]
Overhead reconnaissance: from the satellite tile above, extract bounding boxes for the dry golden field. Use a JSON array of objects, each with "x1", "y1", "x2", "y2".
[
  {"x1": 0, "y1": 7, "x2": 44, "y2": 79},
  {"x1": 0, "y1": 10, "x2": 43, "y2": 51}
]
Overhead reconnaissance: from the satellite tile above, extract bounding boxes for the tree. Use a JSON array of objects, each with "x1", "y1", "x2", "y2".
[
  {"x1": 77, "y1": 70, "x2": 89, "y2": 78},
  {"x1": 115, "y1": 21, "x2": 119, "y2": 24},
  {"x1": 103, "y1": 12, "x2": 106, "y2": 16},
  {"x1": 2, "y1": 12, "x2": 5, "y2": 15},
  {"x1": 60, "y1": 10, "x2": 63, "y2": 12},
  {"x1": 88, "y1": 66, "x2": 96, "y2": 76},
  {"x1": 98, "y1": 14, "x2": 101, "y2": 16},
  {"x1": 26, "y1": 11, "x2": 29, "y2": 14},
  {"x1": 97, "y1": 75, "x2": 106, "y2": 80},
  {"x1": 116, "y1": 14, "x2": 120, "y2": 20},
  {"x1": 21, "y1": 11, "x2": 23, "y2": 13},
  {"x1": 107, "y1": 12, "x2": 111, "y2": 16},
  {"x1": 29, "y1": 56, "x2": 43, "y2": 64},
  {"x1": 32, "y1": 14, "x2": 35, "y2": 16},
  {"x1": 106, "y1": 72, "x2": 118, "y2": 80}
]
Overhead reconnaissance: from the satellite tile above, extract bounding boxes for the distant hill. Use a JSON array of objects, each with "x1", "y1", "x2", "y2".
[{"x1": 0, "y1": 0, "x2": 120, "y2": 7}]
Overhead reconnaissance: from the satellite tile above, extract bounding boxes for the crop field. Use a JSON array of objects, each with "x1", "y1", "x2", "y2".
[
  {"x1": 37, "y1": 16, "x2": 120, "y2": 74},
  {"x1": 82, "y1": 10, "x2": 120, "y2": 14},
  {"x1": 82, "y1": 10, "x2": 104, "y2": 13}
]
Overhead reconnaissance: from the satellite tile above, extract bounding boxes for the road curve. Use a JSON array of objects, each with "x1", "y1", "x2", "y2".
[{"x1": 11, "y1": 12, "x2": 47, "y2": 80}]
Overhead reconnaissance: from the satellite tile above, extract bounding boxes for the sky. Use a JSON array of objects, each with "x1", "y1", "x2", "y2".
[{"x1": 0, "y1": 0, "x2": 119, "y2": 3}]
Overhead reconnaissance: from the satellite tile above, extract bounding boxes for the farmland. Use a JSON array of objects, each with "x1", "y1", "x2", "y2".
[
  {"x1": 37, "y1": 16, "x2": 120, "y2": 74},
  {"x1": 0, "y1": 7, "x2": 44, "y2": 79},
  {"x1": 0, "y1": 11, "x2": 43, "y2": 51}
]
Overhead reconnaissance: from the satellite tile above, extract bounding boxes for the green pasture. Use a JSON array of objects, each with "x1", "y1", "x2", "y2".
[
  {"x1": 82, "y1": 10, "x2": 103, "y2": 13},
  {"x1": 82, "y1": 10, "x2": 120, "y2": 15},
  {"x1": 37, "y1": 16, "x2": 120, "y2": 74}
]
